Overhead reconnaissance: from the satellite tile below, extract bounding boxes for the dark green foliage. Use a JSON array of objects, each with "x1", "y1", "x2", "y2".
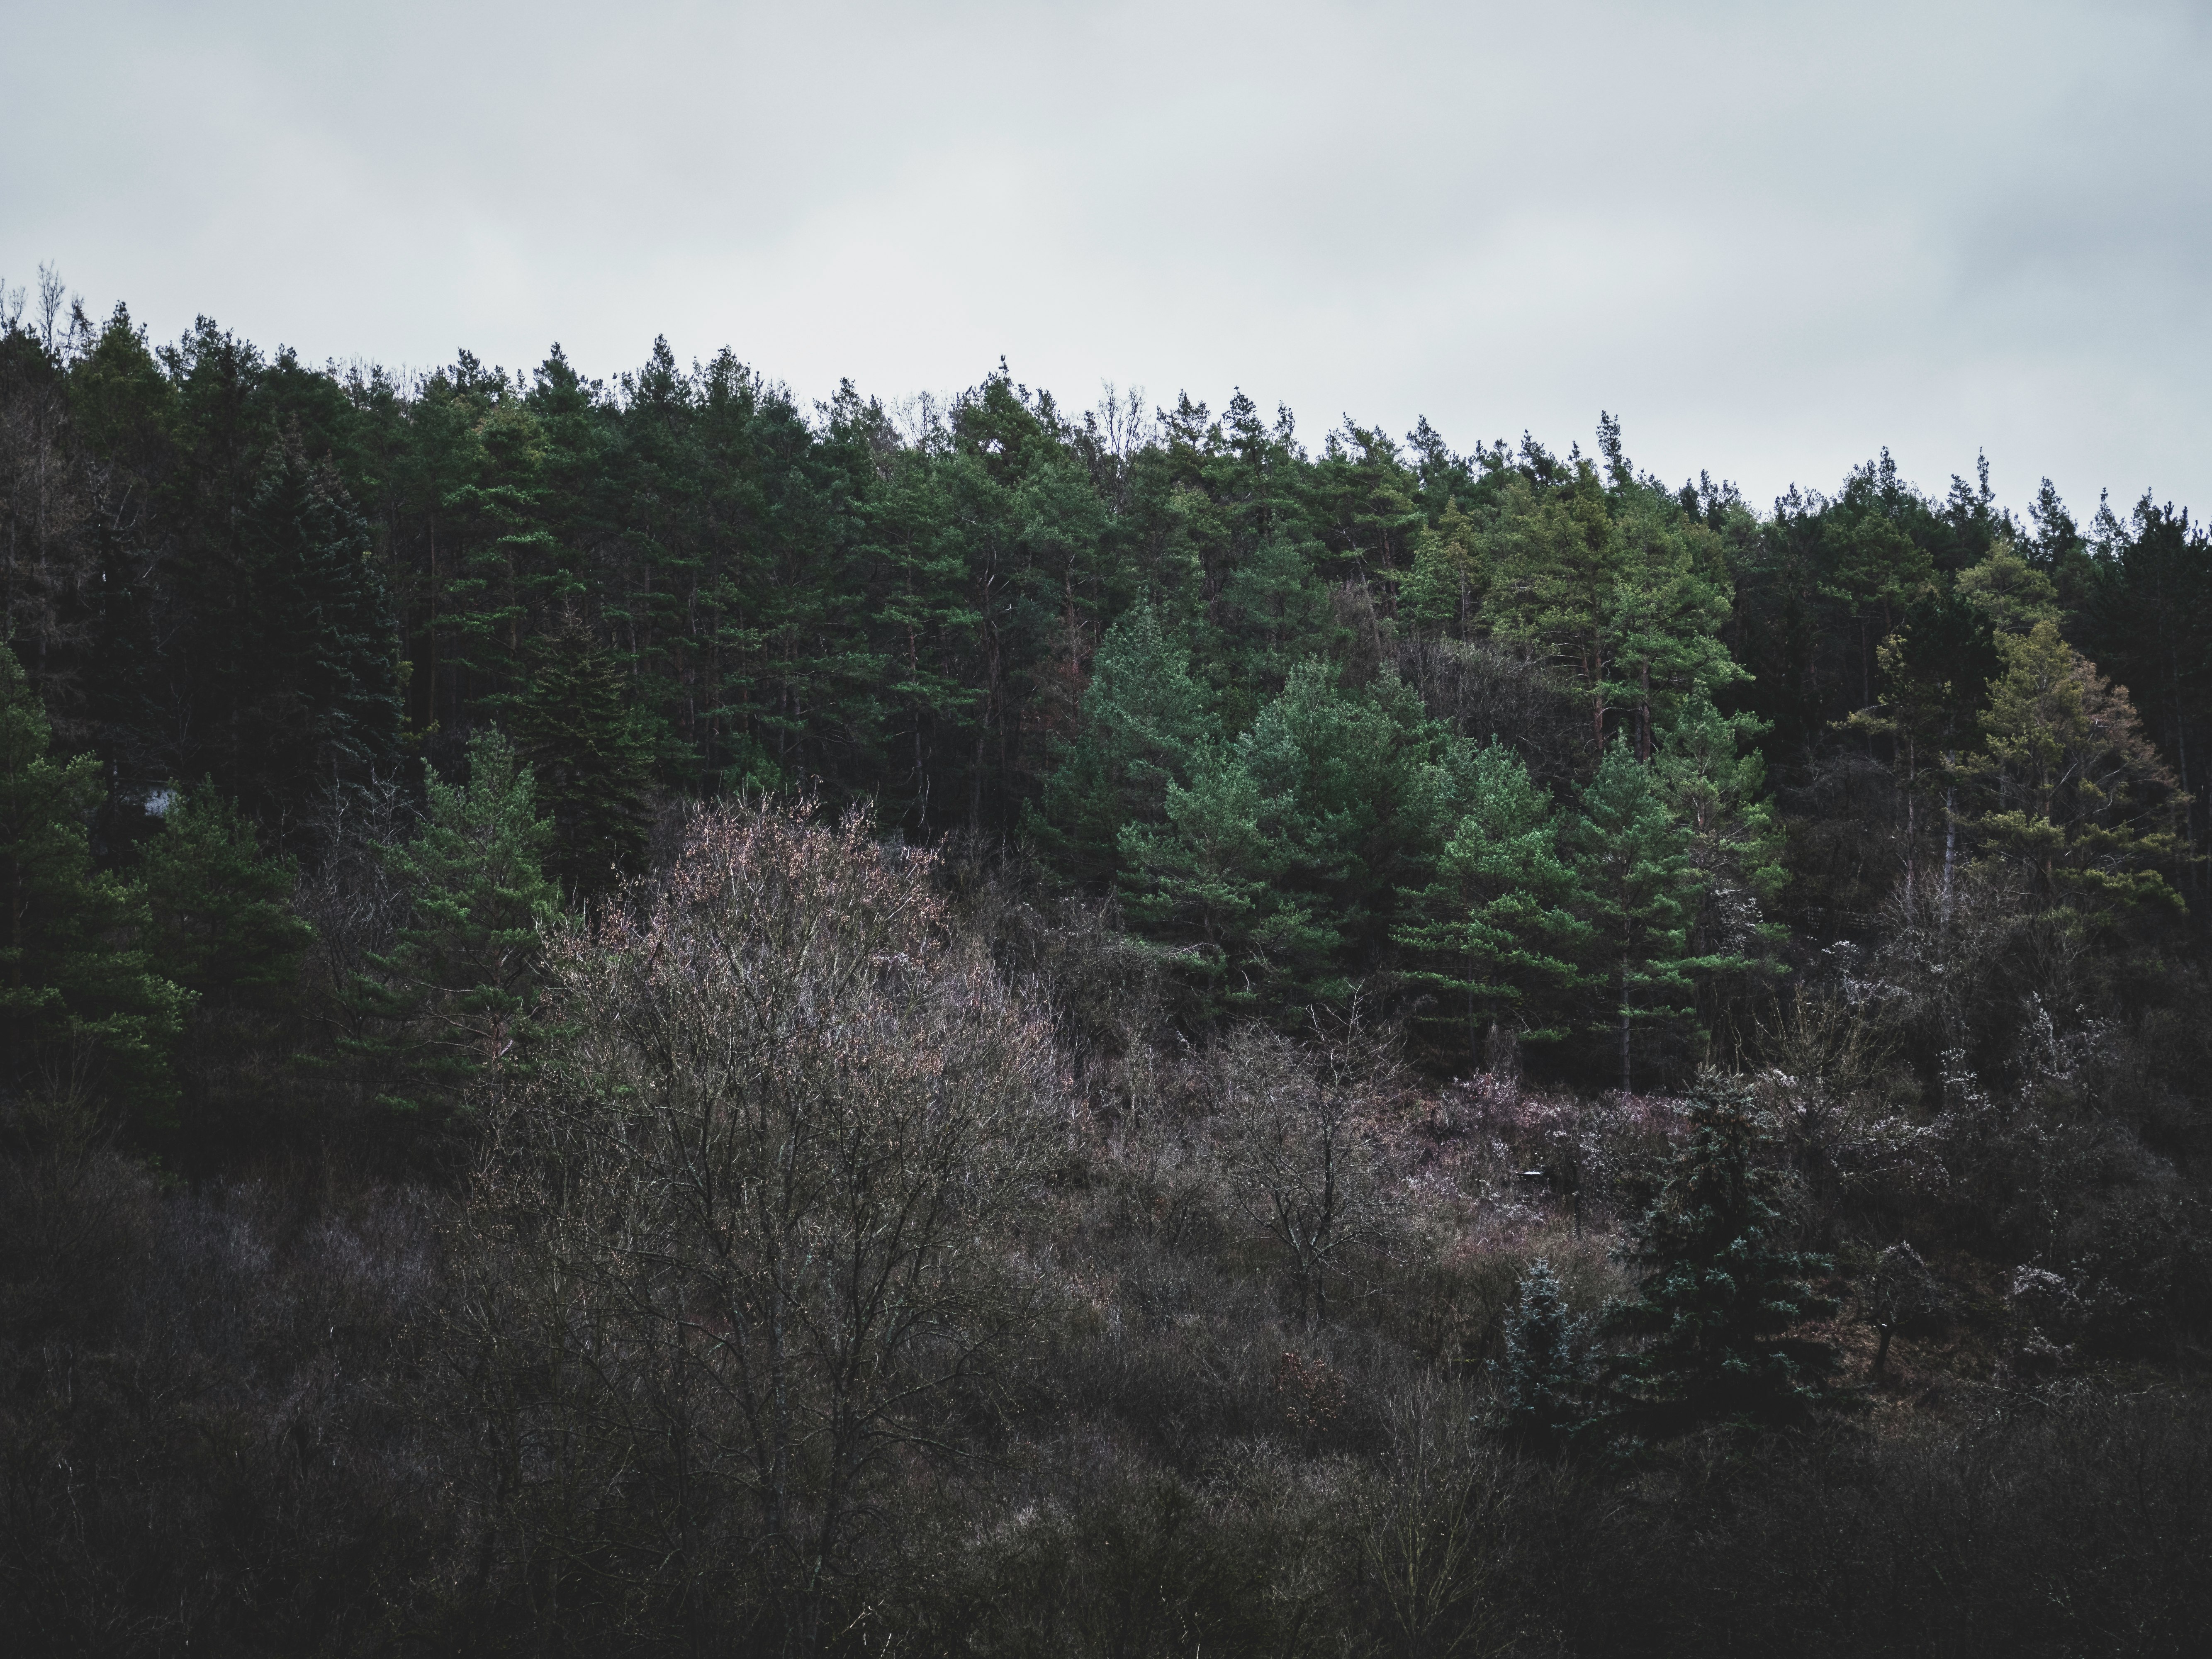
[
  {"x1": 1602, "y1": 1077, "x2": 1840, "y2": 1431},
  {"x1": 1567, "y1": 740, "x2": 1706, "y2": 1091},
  {"x1": 346, "y1": 727, "x2": 556, "y2": 1117},
  {"x1": 142, "y1": 782, "x2": 313, "y2": 999},
  {"x1": 0, "y1": 646, "x2": 183, "y2": 1121},
  {"x1": 233, "y1": 439, "x2": 405, "y2": 817},
  {"x1": 141, "y1": 782, "x2": 314, "y2": 1146},
  {"x1": 1393, "y1": 740, "x2": 1589, "y2": 1066},
  {"x1": 507, "y1": 613, "x2": 657, "y2": 896},
  {"x1": 1120, "y1": 660, "x2": 1460, "y2": 1010},
  {"x1": 1494, "y1": 1256, "x2": 1591, "y2": 1450},
  {"x1": 1034, "y1": 596, "x2": 1214, "y2": 885}
]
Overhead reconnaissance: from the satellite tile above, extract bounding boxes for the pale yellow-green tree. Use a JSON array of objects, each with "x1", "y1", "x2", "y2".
[{"x1": 1967, "y1": 619, "x2": 2187, "y2": 909}]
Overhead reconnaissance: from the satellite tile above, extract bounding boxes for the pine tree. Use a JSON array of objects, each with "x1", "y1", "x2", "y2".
[
  {"x1": 1393, "y1": 742, "x2": 1589, "y2": 1069},
  {"x1": 1122, "y1": 661, "x2": 1461, "y2": 1011},
  {"x1": 1567, "y1": 740, "x2": 1703, "y2": 1092},
  {"x1": 1395, "y1": 504, "x2": 1480, "y2": 637},
  {"x1": 141, "y1": 781, "x2": 315, "y2": 1144},
  {"x1": 1212, "y1": 531, "x2": 1338, "y2": 713},
  {"x1": 230, "y1": 438, "x2": 404, "y2": 831},
  {"x1": 1601, "y1": 1075, "x2": 1839, "y2": 1432},
  {"x1": 1035, "y1": 597, "x2": 1214, "y2": 885},
  {"x1": 508, "y1": 614, "x2": 657, "y2": 897},
  {"x1": 1494, "y1": 1256, "x2": 1592, "y2": 1451},
  {"x1": 1966, "y1": 619, "x2": 2187, "y2": 910},
  {"x1": 1117, "y1": 742, "x2": 1278, "y2": 1007},
  {"x1": 0, "y1": 646, "x2": 183, "y2": 1122},
  {"x1": 346, "y1": 727, "x2": 557, "y2": 1118}
]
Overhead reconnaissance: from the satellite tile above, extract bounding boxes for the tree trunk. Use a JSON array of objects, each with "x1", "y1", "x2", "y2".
[{"x1": 1618, "y1": 971, "x2": 1633, "y2": 1094}]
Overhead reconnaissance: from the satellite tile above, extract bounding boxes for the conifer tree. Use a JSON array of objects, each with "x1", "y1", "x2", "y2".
[
  {"x1": 347, "y1": 727, "x2": 557, "y2": 1118},
  {"x1": 1393, "y1": 742, "x2": 1589, "y2": 1069},
  {"x1": 229, "y1": 438, "x2": 404, "y2": 830},
  {"x1": 1601, "y1": 1075, "x2": 1839, "y2": 1431},
  {"x1": 1494, "y1": 1256, "x2": 1592, "y2": 1451},
  {"x1": 1567, "y1": 740, "x2": 1703, "y2": 1092},
  {"x1": 0, "y1": 646, "x2": 183, "y2": 1121},
  {"x1": 141, "y1": 781, "x2": 314, "y2": 1141},
  {"x1": 143, "y1": 783, "x2": 314, "y2": 998},
  {"x1": 1395, "y1": 505, "x2": 1480, "y2": 636},
  {"x1": 1212, "y1": 531, "x2": 1338, "y2": 711},
  {"x1": 1122, "y1": 661, "x2": 1460, "y2": 1010},
  {"x1": 1035, "y1": 597, "x2": 1214, "y2": 885},
  {"x1": 1966, "y1": 618, "x2": 2187, "y2": 909},
  {"x1": 508, "y1": 614, "x2": 657, "y2": 897}
]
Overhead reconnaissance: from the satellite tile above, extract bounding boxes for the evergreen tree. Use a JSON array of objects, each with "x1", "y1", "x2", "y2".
[
  {"x1": 1601, "y1": 1075, "x2": 1839, "y2": 1431},
  {"x1": 1393, "y1": 742, "x2": 1589, "y2": 1069},
  {"x1": 508, "y1": 614, "x2": 657, "y2": 897},
  {"x1": 1567, "y1": 740, "x2": 1703, "y2": 1092},
  {"x1": 1396, "y1": 504, "x2": 1480, "y2": 636},
  {"x1": 1494, "y1": 1256, "x2": 1592, "y2": 1451},
  {"x1": 143, "y1": 782, "x2": 314, "y2": 998},
  {"x1": 1842, "y1": 588, "x2": 2002, "y2": 913},
  {"x1": 346, "y1": 727, "x2": 558, "y2": 1118},
  {"x1": 1211, "y1": 531, "x2": 1338, "y2": 715},
  {"x1": 141, "y1": 782, "x2": 314, "y2": 1145},
  {"x1": 1481, "y1": 463, "x2": 1627, "y2": 752},
  {"x1": 228, "y1": 437, "x2": 404, "y2": 831},
  {"x1": 1118, "y1": 742, "x2": 1278, "y2": 1006},
  {"x1": 1968, "y1": 619, "x2": 2187, "y2": 910},
  {"x1": 1035, "y1": 597, "x2": 1214, "y2": 885},
  {"x1": 0, "y1": 646, "x2": 183, "y2": 1121},
  {"x1": 1122, "y1": 661, "x2": 1460, "y2": 1010},
  {"x1": 1653, "y1": 695, "x2": 1786, "y2": 973}
]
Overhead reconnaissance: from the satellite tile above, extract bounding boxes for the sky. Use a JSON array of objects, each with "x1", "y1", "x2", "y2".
[{"x1": 6, "y1": 0, "x2": 2210, "y2": 522}]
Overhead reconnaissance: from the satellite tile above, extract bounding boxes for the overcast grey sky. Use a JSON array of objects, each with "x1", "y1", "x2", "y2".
[{"x1": 6, "y1": 0, "x2": 2209, "y2": 520}]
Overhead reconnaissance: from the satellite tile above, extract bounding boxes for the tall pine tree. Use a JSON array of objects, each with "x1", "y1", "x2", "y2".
[
  {"x1": 508, "y1": 613, "x2": 657, "y2": 898},
  {"x1": 346, "y1": 727, "x2": 557, "y2": 1119},
  {"x1": 1568, "y1": 740, "x2": 1703, "y2": 1092},
  {"x1": 0, "y1": 646, "x2": 183, "y2": 1124},
  {"x1": 141, "y1": 781, "x2": 315, "y2": 1147},
  {"x1": 1601, "y1": 1075, "x2": 1839, "y2": 1432},
  {"x1": 1393, "y1": 742, "x2": 1589, "y2": 1070}
]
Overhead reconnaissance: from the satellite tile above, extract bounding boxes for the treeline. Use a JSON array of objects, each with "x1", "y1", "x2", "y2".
[{"x1": 2, "y1": 275, "x2": 2204, "y2": 1126}]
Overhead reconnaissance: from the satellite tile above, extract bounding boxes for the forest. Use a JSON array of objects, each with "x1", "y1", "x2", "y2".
[{"x1": 3, "y1": 264, "x2": 2211, "y2": 1656}]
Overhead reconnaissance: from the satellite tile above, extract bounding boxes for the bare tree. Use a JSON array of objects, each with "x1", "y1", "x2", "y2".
[
  {"x1": 1216, "y1": 1007, "x2": 1394, "y2": 1326},
  {"x1": 455, "y1": 796, "x2": 1058, "y2": 1652}
]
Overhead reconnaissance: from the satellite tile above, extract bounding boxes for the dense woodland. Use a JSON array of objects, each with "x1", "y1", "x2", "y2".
[{"x1": 4, "y1": 265, "x2": 2211, "y2": 1655}]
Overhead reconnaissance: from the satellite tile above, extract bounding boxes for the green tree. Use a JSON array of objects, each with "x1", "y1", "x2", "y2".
[
  {"x1": 1495, "y1": 1257, "x2": 1592, "y2": 1451},
  {"x1": 227, "y1": 437, "x2": 404, "y2": 830},
  {"x1": 1481, "y1": 463, "x2": 1626, "y2": 751},
  {"x1": 1966, "y1": 619, "x2": 2187, "y2": 910},
  {"x1": 1954, "y1": 540, "x2": 2059, "y2": 636},
  {"x1": 0, "y1": 646, "x2": 183, "y2": 1121},
  {"x1": 1123, "y1": 662, "x2": 1461, "y2": 1011},
  {"x1": 346, "y1": 727, "x2": 558, "y2": 1118},
  {"x1": 1842, "y1": 589, "x2": 2001, "y2": 914},
  {"x1": 1601, "y1": 1076, "x2": 1839, "y2": 1432},
  {"x1": 1395, "y1": 504, "x2": 1481, "y2": 636},
  {"x1": 1653, "y1": 695, "x2": 1786, "y2": 978},
  {"x1": 508, "y1": 614, "x2": 657, "y2": 898},
  {"x1": 1568, "y1": 740, "x2": 1704, "y2": 1093},
  {"x1": 1392, "y1": 742, "x2": 1589, "y2": 1069},
  {"x1": 141, "y1": 781, "x2": 314, "y2": 1143},
  {"x1": 1035, "y1": 597, "x2": 1214, "y2": 885}
]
